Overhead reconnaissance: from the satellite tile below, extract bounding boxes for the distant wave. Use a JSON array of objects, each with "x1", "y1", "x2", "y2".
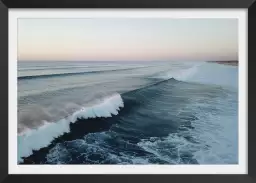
[
  {"x1": 18, "y1": 66, "x2": 90, "y2": 71},
  {"x1": 18, "y1": 93, "x2": 124, "y2": 163},
  {"x1": 18, "y1": 65, "x2": 129, "y2": 71},
  {"x1": 18, "y1": 66, "x2": 149, "y2": 80},
  {"x1": 154, "y1": 62, "x2": 238, "y2": 88},
  {"x1": 153, "y1": 64, "x2": 200, "y2": 81}
]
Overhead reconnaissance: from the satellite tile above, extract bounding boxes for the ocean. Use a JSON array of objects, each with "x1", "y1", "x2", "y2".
[{"x1": 17, "y1": 61, "x2": 238, "y2": 164}]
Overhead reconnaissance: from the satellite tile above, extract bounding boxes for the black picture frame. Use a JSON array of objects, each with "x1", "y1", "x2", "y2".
[{"x1": 0, "y1": 0, "x2": 253, "y2": 182}]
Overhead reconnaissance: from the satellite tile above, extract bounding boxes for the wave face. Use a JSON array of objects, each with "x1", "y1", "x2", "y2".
[
  {"x1": 18, "y1": 61, "x2": 238, "y2": 164},
  {"x1": 18, "y1": 94, "x2": 124, "y2": 163}
]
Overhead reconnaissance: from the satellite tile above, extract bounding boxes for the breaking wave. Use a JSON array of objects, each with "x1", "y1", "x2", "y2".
[
  {"x1": 154, "y1": 62, "x2": 238, "y2": 88},
  {"x1": 154, "y1": 65, "x2": 200, "y2": 81},
  {"x1": 18, "y1": 93, "x2": 124, "y2": 163}
]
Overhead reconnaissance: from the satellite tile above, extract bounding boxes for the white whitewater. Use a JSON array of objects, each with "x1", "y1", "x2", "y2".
[{"x1": 18, "y1": 93, "x2": 124, "y2": 163}]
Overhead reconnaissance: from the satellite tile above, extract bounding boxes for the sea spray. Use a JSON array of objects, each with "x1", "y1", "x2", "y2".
[{"x1": 18, "y1": 93, "x2": 124, "y2": 163}]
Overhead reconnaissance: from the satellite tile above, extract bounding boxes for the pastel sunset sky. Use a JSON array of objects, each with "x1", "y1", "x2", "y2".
[{"x1": 18, "y1": 18, "x2": 238, "y2": 62}]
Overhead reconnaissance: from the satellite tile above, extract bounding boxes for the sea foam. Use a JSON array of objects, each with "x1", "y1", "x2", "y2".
[
  {"x1": 154, "y1": 63, "x2": 201, "y2": 81},
  {"x1": 156, "y1": 62, "x2": 238, "y2": 88},
  {"x1": 18, "y1": 93, "x2": 124, "y2": 163}
]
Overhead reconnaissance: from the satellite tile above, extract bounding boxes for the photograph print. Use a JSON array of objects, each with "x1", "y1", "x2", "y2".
[{"x1": 17, "y1": 18, "x2": 239, "y2": 165}]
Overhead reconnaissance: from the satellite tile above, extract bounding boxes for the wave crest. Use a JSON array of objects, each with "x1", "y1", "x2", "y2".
[
  {"x1": 18, "y1": 93, "x2": 124, "y2": 163},
  {"x1": 154, "y1": 65, "x2": 200, "y2": 81}
]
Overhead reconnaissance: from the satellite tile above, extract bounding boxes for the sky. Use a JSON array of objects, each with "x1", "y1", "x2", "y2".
[{"x1": 18, "y1": 18, "x2": 238, "y2": 62}]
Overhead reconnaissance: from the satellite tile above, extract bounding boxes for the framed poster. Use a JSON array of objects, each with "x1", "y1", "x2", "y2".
[{"x1": 0, "y1": 0, "x2": 253, "y2": 182}]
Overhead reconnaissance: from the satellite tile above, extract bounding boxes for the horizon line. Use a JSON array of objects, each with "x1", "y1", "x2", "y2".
[{"x1": 17, "y1": 60, "x2": 239, "y2": 62}]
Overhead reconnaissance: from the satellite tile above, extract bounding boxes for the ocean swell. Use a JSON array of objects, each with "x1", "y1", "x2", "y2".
[{"x1": 18, "y1": 66, "x2": 150, "y2": 80}]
